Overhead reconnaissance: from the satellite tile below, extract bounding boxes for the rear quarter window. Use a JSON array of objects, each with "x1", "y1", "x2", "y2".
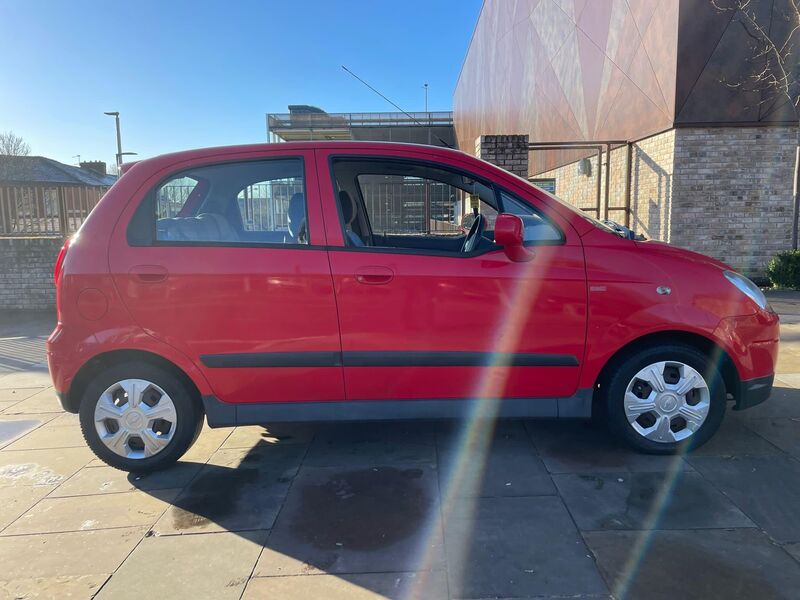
[{"x1": 128, "y1": 158, "x2": 308, "y2": 246}]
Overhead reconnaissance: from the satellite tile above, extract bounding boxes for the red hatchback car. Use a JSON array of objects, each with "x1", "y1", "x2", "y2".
[{"x1": 47, "y1": 142, "x2": 779, "y2": 472}]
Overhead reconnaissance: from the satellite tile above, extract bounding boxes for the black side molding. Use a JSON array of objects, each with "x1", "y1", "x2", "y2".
[
  {"x1": 200, "y1": 351, "x2": 342, "y2": 368},
  {"x1": 200, "y1": 350, "x2": 579, "y2": 369},
  {"x1": 341, "y1": 351, "x2": 578, "y2": 367},
  {"x1": 201, "y1": 391, "x2": 594, "y2": 428}
]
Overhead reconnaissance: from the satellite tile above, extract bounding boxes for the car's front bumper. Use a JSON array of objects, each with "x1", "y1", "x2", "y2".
[{"x1": 735, "y1": 373, "x2": 774, "y2": 410}]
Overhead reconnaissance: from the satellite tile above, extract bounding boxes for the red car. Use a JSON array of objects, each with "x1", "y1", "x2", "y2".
[{"x1": 47, "y1": 142, "x2": 779, "y2": 472}]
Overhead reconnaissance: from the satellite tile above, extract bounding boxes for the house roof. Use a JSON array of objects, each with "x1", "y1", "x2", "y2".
[{"x1": 0, "y1": 156, "x2": 117, "y2": 187}]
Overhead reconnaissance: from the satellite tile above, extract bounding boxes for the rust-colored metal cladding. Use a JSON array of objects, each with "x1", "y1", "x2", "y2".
[
  {"x1": 454, "y1": 0, "x2": 679, "y2": 174},
  {"x1": 454, "y1": 0, "x2": 797, "y2": 175}
]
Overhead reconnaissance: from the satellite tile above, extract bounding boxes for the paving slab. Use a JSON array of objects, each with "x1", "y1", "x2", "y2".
[
  {"x1": 685, "y1": 416, "x2": 783, "y2": 457},
  {"x1": 445, "y1": 496, "x2": 607, "y2": 599},
  {"x1": 244, "y1": 571, "x2": 449, "y2": 599},
  {"x1": 0, "y1": 387, "x2": 46, "y2": 404},
  {"x1": 0, "y1": 574, "x2": 109, "y2": 599},
  {"x1": 0, "y1": 371, "x2": 53, "y2": 390},
  {"x1": 4, "y1": 488, "x2": 180, "y2": 535},
  {"x1": 734, "y1": 383, "x2": 800, "y2": 418},
  {"x1": 303, "y1": 421, "x2": 437, "y2": 468},
  {"x1": 688, "y1": 455, "x2": 800, "y2": 543},
  {"x1": 0, "y1": 400, "x2": 22, "y2": 413},
  {"x1": 0, "y1": 446, "x2": 93, "y2": 487},
  {"x1": 775, "y1": 373, "x2": 800, "y2": 388},
  {"x1": 3, "y1": 388, "x2": 62, "y2": 414},
  {"x1": 152, "y1": 443, "x2": 304, "y2": 535},
  {"x1": 222, "y1": 423, "x2": 316, "y2": 449},
  {"x1": 96, "y1": 530, "x2": 266, "y2": 600},
  {"x1": 554, "y1": 472, "x2": 754, "y2": 531},
  {"x1": 785, "y1": 542, "x2": 800, "y2": 565},
  {"x1": 0, "y1": 526, "x2": 147, "y2": 579},
  {"x1": 584, "y1": 528, "x2": 800, "y2": 600},
  {"x1": 741, "y1": 417, "x2": 800, "y2": 459},
  {"x1": 525, "y1": 421, "x2": 693, "y2": 474},
  {"x1": 44, "y1": 412, "x2": 80, "y2": 428},
  {"x1": 437, "y1": 424, "x2": 555, "y2": 498},
  {"x1": 51, "y1": 462, "x2": 203, "y2": 497},
  {"x1": 0, "y1": 484, "x2": 57, "y2": 531},
  {"x1": 257, "y1": 463, "x2": 444, "y2": 576},
  {"x1": 179, "y1": 425, "x2": 232, "y2": 463},
  {"x1": 3, "y1": 420, "x2": 86, "y2": 451},
  {"x1": 0, "y1": 418, "x2": 41, "y2": 449}
]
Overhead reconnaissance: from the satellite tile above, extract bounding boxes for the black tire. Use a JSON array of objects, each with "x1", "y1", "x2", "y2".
[
  {"x1": 79, "y1": 361, "x2": 204, "y2": 472},
  {"x1": 603, "y1": 343, "x2": 726, "y2": 454}
]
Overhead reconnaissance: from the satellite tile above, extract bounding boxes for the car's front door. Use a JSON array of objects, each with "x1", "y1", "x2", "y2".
[
  {"x1": 317, "y1": 150, "x2": 587, "y2": 411},
  {"x1": 109, "y1": 150, "x2": 344, "y2": 405}
]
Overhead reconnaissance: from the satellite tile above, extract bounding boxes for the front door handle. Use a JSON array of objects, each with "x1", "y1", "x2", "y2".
[
  {"x1": 130, "y1": 265, "x2": 168, "y2": 283},
  {"x1": 355, "y1": 266, "x2": 394, "y2": 285}
]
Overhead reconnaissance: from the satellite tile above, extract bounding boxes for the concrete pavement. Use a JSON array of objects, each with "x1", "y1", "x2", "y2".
[{"x1": 0, "y1": 298, "x2": 799, "y2": 599}]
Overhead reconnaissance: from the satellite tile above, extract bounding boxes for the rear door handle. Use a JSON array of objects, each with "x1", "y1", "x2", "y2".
[
  {"x1": 355, "y1": 266, "x2": 394, "y2": 285},
  {"x1": 130, "y1": 265, "x2": 168, "y2": 283}
]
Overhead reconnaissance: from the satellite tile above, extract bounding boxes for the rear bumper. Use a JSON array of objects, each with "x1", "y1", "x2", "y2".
[
  {"x1": 56, "y1": 391, "x2": 78, "y2": 413},
  {"x1": 735, "y1": 373, "x2": 774, "y2": 411}
]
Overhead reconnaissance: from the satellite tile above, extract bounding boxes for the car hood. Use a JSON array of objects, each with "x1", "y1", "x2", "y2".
[{"x1": 635, "y1": 240, "x2": 733, "y2": 272}]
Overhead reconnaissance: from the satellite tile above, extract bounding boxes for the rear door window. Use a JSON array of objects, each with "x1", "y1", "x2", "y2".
[{"x1": 153, "y1": 158, "x2": 307, "y2": 245}]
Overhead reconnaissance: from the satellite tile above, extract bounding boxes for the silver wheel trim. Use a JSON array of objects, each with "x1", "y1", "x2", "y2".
[
  {"x1": 624, "y1": 361, "x2": 711, "y2": 443},
  {"x1": 94, "y1": 379, "x2": 178, "y2": 459}
]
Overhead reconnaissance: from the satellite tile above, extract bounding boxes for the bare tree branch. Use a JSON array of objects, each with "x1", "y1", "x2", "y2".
[
  {"x1": 0, "y1": 131, "x2": 31, "y2": 156},
  {"x1": 712, "y1": 0, "x2": 800, "y2": 121}
]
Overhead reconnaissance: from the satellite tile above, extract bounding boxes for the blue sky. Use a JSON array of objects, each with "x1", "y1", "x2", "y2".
[{"x1": 0, "y1": 0, "x2": 482, "y2": 167}]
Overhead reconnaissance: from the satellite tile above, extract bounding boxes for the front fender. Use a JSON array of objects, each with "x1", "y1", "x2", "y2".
[{"x1": 579, "y1": 296, "x2": 727, "y2": 388}]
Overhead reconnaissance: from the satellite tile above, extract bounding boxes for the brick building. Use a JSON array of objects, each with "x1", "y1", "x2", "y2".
[{"x1": 454, "y1": 0, "x2": 799, "y2": 276}]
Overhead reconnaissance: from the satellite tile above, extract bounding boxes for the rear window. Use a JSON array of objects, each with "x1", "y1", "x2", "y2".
[{"x1": 146, "y1": 158, "x2": 308, "y2": 245}]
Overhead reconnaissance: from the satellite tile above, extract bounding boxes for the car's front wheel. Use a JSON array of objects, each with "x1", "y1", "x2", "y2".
[
  {"x1": 603, "y1": 343, "x2": 726, "y2": 453},
  {"x1": 78, "y1": 362, "x2": 204, "y2": 472}
]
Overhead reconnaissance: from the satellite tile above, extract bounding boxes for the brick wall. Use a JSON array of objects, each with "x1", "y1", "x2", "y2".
[
  {"x1": 0, "y1": 237, "x2": 63, "y2": 310},
  {"x1": 671, "y1": 127, "x2": 798, "y2": 275},
  {"x1": 535, "y1": 130, "x2": 676, "y2": 241},
  {"x1": 510, "y1": 127, "x2": 797, "y2": 276},
  {"x1": 475, "y1": 135, "x2": 529, "y2": 178}
]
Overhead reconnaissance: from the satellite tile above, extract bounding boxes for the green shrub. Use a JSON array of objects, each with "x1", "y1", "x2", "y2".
[{"x1": 766, "y1": 250, "x2": 800, "y2": 289}]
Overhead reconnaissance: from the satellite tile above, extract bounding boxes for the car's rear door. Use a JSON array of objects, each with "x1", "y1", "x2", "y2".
[
  {"x1": 316, "y1": 147, "x2": 587, "y2": 413},
  {"x1": 109, "y1": 148, "x2": 345, "y2": 405}
]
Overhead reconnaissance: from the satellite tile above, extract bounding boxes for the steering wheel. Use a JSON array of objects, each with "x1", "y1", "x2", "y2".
[{"x1": 461, "y1": 214, "x2": 486, "y2": 253}]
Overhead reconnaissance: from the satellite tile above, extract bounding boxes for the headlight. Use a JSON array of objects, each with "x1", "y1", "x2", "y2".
[{"x1": 723, "y1": 271, "x2": 769, "y2": 310}]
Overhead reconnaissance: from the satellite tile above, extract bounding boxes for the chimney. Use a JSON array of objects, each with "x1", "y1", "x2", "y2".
[{"x1": 80, "y1": 161, "x2": 107, "y2": 176}]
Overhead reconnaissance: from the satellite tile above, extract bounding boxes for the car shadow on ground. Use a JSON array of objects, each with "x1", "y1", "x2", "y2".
[
  {"x1": 124, "y1": 390, "x2": 800, "y2": 599},
  {"x1": 128, "y1": 432, "x2": 452, "y2": 597}
]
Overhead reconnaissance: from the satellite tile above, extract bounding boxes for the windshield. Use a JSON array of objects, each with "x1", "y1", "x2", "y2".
[{"x1": 528, "y1": 182, "x2": 627, "y2": 237}]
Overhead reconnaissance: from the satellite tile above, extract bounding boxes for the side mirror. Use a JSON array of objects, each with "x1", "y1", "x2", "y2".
[{"x1": 494, "y1": 213, "x2": 533, "y2": 262}]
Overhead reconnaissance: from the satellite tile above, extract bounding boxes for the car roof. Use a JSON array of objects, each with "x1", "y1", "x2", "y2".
[{"x1": 123, "y1": 141, "x2": 471, "y2": 171}]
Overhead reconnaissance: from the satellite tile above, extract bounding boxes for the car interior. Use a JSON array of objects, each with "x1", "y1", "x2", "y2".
[
  {"x1": 332, "y1": 159, "x2": 501, "y2": 254},
  {"x1": 154, "y1": 159, "x2": 307, "y2": 245}
]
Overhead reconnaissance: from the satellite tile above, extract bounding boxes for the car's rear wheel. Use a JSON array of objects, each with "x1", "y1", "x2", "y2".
[
  {"x1": 79, "y1": 362, "x2": 204, "y2": 472},
  {"x1": 603, "y1": 343, "x2": 726, "y2": 453}
]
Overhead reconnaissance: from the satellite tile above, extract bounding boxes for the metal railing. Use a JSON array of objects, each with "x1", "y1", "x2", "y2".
[
  {"x1": 361, "y1": 180, "x2": 463, "y2": 235},
  {"x1": 268, "y1": 111, "x2": 453, "y2": 131},
  {"x1": 0, "y1": 184, "x2": 109, "y2": 237}
]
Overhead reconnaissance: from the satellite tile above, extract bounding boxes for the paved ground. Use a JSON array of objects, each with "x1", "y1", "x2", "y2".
[{"x1": 0, "y1": 297, "x2": 800, "y2": 599}]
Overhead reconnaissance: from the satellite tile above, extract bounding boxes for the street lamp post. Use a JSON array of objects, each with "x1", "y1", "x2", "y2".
[{"x1": 104, "y1": 111, "x2": 123, "y2": 170}]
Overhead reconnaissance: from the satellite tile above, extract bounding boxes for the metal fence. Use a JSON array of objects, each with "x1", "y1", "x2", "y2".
[
  {"x1": 0, "y1": 184, "x2": 108, "y2": 237},
  {"x1": 156, "y1": 179, "x2": 305, "y2": 233},
  {"x1": 360, "y1": 179, "x2": 463, "y2": 235},
  {"x1": 0, "y1": 178, "x2": 468, "y2": 238}
]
